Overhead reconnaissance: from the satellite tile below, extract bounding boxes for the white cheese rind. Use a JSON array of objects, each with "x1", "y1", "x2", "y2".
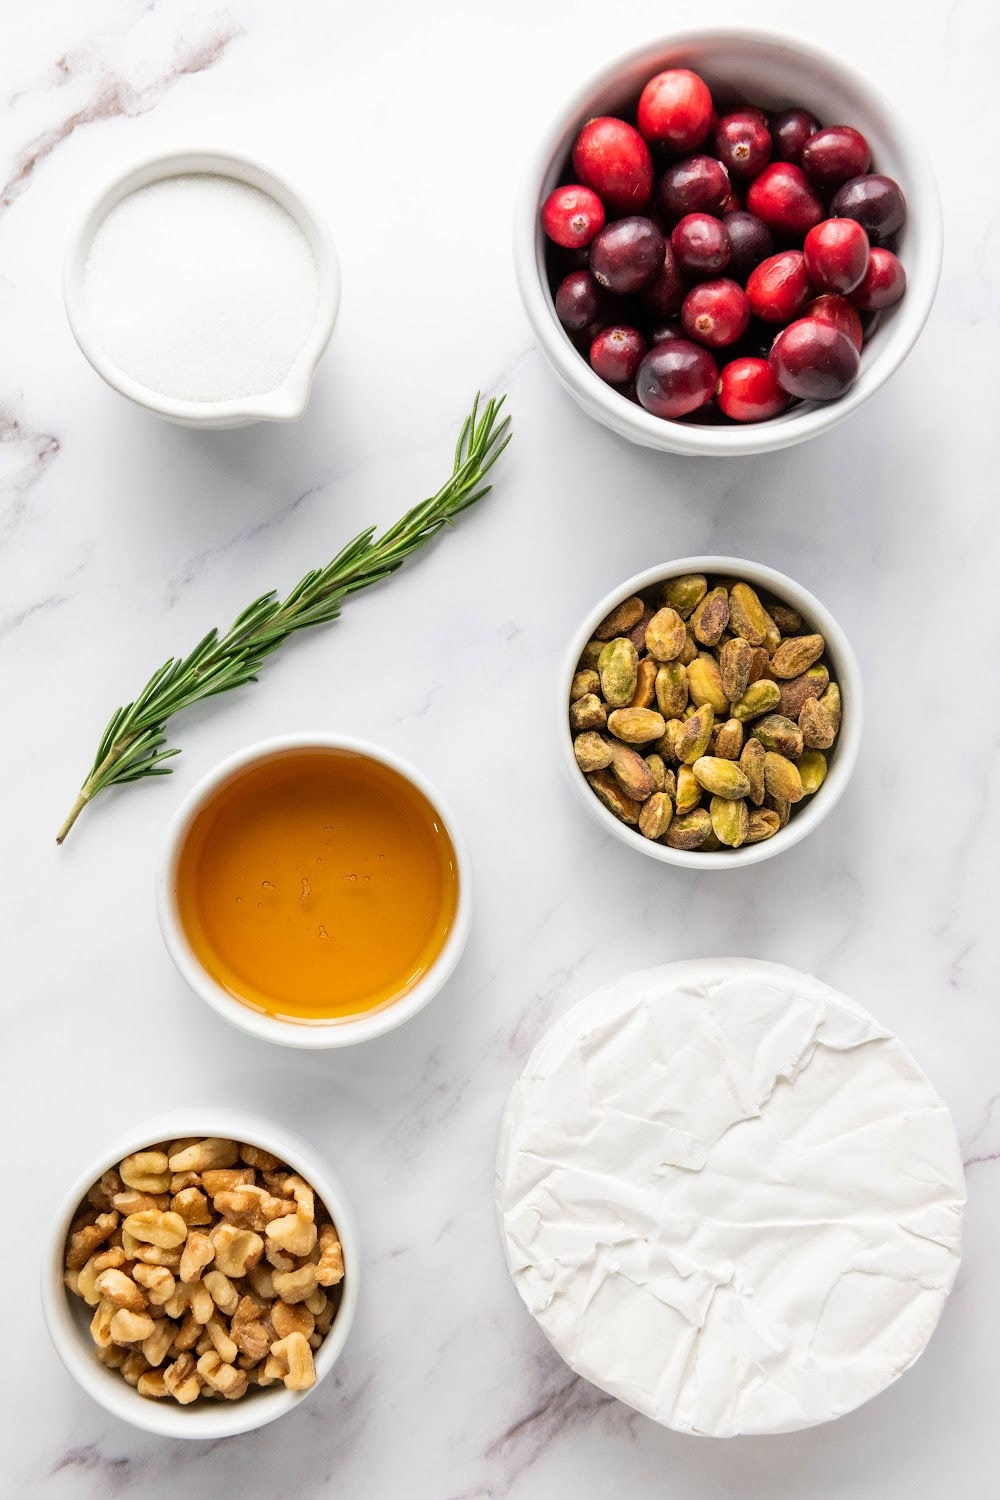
[{"x1": 496, "y1": 958, "x2": 965, "y2": 1437}]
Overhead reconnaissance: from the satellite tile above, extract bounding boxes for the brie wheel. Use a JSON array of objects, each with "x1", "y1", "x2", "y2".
[{"x1": 496, "y1": 959, "x2": 965, "y2": 1436}]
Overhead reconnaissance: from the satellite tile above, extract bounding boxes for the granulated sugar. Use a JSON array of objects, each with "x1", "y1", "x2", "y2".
[{"x1": 84, "y1": 173, "x2": 320, "y2": 403}]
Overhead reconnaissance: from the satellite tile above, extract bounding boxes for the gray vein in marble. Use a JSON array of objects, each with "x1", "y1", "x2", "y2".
[
  {"x1": 167, "y1": 482, "x2": 322, "y2": 599},
  {"x1": 1, "y1": 21, "x2": 243, "y2": 212},
  {"x1": 0, "y1": 591, "x2": 68, "y2": 641},
  {"x1": 483, "y1": 1367, "x2": 620, "y2": 1494}
]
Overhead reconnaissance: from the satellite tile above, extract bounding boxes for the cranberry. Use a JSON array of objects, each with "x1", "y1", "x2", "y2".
[
  {"x1": 589, "y1": 217, "x2": 665, "y2": 294},
  {"x1": 716, "y1": 356, "x2": 789, "y2": 421},
  {"x1": 830, "y1": 174, "x2": 907, "y2": 244},
  {"x1": 554, "y1": 269, "x2": 604, "y2": 332},
  {"x1": 803, "y1": 219, "x2": 870, "y2": 296},
  {"x1": 714, "y1": 108, "x2": 771, "y2": 178},
  {"x1": 770, "y1": 318, "x2": 860, "y2": 400},
  {"x1": 849, "y1": 246, "x2": 906, "y2": 310},
  {"x1": 658, "y1": 155, "x2": 730, "y2": 218},
  {"x1": 770, "y1": 108, "x2": 818, "y2": 164},
  {"x1": 671, "y1": 213, "x2": 730, "y2": 277},
  {"x1": 681, "y1": 278, "x2": 750, "y2": 348},
  {"x1": 746, "y1": 163, "x2": 823, "y2": 238},
  {"x1": 649, "y1": 320, "x2": 684, "y2": 344},
  {"x1": 636, "y1": 338, "x2": 718, "y2": 418},
  {"x1": 541, "y1": 184, "x2": 606, "y2": 249},
  {"x1": 805, "y1": 294, "x2": 864, "y2": 352},
  {"x1": 590, "y1": 325, "x2": 647, "y2": 385},
  {"x1": 801, "y1": 126, "x2": 872, "y2": 190},
  {"x1": 723, "y1": 211, "x2": 775, "y2": 279},
  {"x1": 637, "y1": 69, "x2": 713, "y2": 152},
  {"x1": 746, "y1": 250, "x2": 813, "y2": 323},
  {"x1": 571, "y1": 117, "x2": 653, "y2": 214},
  {"x1": 640, "y1": 243, "x2": 686, "y2": 318}
]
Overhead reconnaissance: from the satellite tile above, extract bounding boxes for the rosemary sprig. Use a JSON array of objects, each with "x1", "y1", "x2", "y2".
[{"x1": 57, "y1": 393, "x2": 510, "y2": 844}]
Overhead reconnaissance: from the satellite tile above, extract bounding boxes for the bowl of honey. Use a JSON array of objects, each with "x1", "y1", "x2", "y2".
[{"x1": 157, "y1": 735, "x2": 470, "y2": 1047}]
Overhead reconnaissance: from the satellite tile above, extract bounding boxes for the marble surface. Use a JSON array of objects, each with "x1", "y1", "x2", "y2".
[{"x1": 2, "y1": 0, "x2": 996, "y2": 1495}]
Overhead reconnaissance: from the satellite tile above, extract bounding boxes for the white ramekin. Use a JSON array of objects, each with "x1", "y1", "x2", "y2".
[
  {"x1": 64, "y1": 149, "x2": 340, "y2": 428},
  {"x1": 156, "y1": 734, "x2": 472, "y2": 1048},
  {"x1": 561, "y1": 557, "x2": 862, "y2": 868},
  {"x1": 42, "y1": 1107, "x2": 359, "y2": 1440},
  {"x1": 515, "y1": 28, "x2": 941, "y2": 456}
]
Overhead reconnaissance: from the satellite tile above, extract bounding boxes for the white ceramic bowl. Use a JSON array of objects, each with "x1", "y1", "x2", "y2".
[
  {"x1": 42, "y1": 1107, "x2": 359, "y2": 1439},
  {"x1": 156, "y1": 734, "x2": 472, "y2": 1048},
  {"x1": 516, "y1": 28, "x2": 941, "y2": 456},
  {"x1": 64, "y1": 149, "x2": 340, "y2": 428},
  {"x1": 561, "y1": 557, "x2": 862, "y2": 868}
]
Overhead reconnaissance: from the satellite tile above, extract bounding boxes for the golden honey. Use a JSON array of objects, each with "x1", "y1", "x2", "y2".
[{"x1": 175, "y1": 748, "x2": 459, "y2": 1023}]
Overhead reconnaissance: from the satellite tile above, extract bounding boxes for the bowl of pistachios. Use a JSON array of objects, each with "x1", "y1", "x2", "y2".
[{"x1": 561, "y1": 557, "x2": 862, "y2": 867}]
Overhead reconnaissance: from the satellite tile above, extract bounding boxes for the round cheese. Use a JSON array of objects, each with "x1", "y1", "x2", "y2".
[{"x1": 496, "y1": 959, "x2": 965, "y2": 1436}]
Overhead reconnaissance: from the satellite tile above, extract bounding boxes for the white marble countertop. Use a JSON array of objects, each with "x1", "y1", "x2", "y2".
[{"x1": 3, "y1": 1, "x2": 996, "y2": 1495}]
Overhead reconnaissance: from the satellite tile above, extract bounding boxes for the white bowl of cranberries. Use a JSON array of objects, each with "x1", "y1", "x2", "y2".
[{"x1": 516, "y1": 29, "x2": 941, "y2": 455}]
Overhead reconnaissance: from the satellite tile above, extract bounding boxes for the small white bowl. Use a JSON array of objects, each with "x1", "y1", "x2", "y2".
[
  {"x1": 42, "y1": 1107, "x2": 359, "y2": 1439},
  {"x1": 156, "y1": 734, "x2": 472, "y2": 1048},
  {"x1": 561, "y1": 557, "x2": 862, "y2": 868},
  {"x1": 64, "y1": 149, "x2": 340, "y2": 428},
  {"x1": 516, "y1": 28, "x2": 942, "y2": 456}
]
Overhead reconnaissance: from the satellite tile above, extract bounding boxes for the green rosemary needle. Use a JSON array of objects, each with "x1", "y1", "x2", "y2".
[{"x1": 57, "y1": 393, "x2": 510, "y2": 844}]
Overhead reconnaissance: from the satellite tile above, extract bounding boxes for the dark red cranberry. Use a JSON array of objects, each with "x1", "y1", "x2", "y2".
[
  {"x1": 637, "y1": 69, "x2": 713, "y2": 152},
  {"x1": 805, "y1": 294, "x2": 864, "y2": 352},
  {"x1": 746, "y1": 163, "x2": 823, "y2": 238},
  {"x1": 649, "y1": 320, "x2": 685, "y2": 344},
  {"x1": 723, "y1": 211, "x2": 775, "y2": 279},
  {"x1": 640, "y1": 243, "x2": 686, "y2": 318},
  {"x1": 720, "y1": 187, "x2": 744, "y2": 214},
  {"x1": 589, "y1": 325, "x2": 647, "y2": 385},
  {"x1": 746, "y1": 250, "x2": 813, "y2": 323},
  {"x1": 803, "y1": 219, "x2": 870, "y2": 295},
  {"x1": 716, "y1": 356, "x2": 789, "y2": 421},
  {"x1": 681, "y1": 279, "x2": 750, "y2": 348},
  {"x1": 658, "y1": 155, "x2": 731, "y2": 218},
  {"x1": 849, "y1": 247, "x2": 906, "y2": 310},
  {"x1": 589, "y1": 217, "x2": 665, "y2": 294},
  {"x1": 830, "y1": 174, "x2": 907, "y2": 244},
  {"x1": 636, "y1": 338, "x2": 719, "y2": 418},
  {"x1": 714, "y1": 108, "x2": 771, "y2": 178},
  {"x1": 554, "y1": 269, "x2": 604, "y2": 332},
  {"x1": 801, "y1": 126, "x2": 872, "y2": 190},
  {"x1": 572, "y1": 117, "x2": 653, "y2": 213},
  {"x1": 541, "y1": 184, "x2": 606, "y2": 249},
  {"x1": 770, "y1": 318, "x2": 861, "y2": 400},
  {"x1": 770, "y1": 108, "x2": 818, "y2": 164},
  {"x1": 671, "y1": 213, "x2": 730, "y2": 277}
]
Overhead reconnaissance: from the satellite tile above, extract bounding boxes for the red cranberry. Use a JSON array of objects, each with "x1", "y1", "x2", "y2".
[
  {"x1": 723, "y1": 211, "x2": 775, "y2": 279},
  {"x1": 770, "y1": 318, "x2": 861, "y2": 400},
  {"x1": 801, "y1": 126, "x2": 872, "y2": 190},
  {"x1": 746, "y1": 163, "x2": 823, "y2": 238},
  {"x1": 770, "y1": 108, "x2": 818, "y2": 164},
  {"x1": 590, "y1": 325, "x2": 647, "y2": 385},
  {"x1": 803, "y1": 219, "x2": 870, "y2": 295},
  {"x1": 671, "y1": 213, "x2": 730, "y2": 277},
  {"x1": 714, "y1": 108, "x2": 771, "y2": 178},
  {"x1": 849, "y1": 246, "x2": 906, "y2": 310},
  {"x1": 746, "y1": 250, "x2": 813, "y2": 323},
  {"x1": 572, "y1": 117, "x2": 653, "y2": 214},
  {"x1": 541, "y1": 184, "x2": 606, "y2": 249},
  {"x1": 636, "y1": 338, "x2": 719, "y2": 418},
  {"x1": 637, "y1": 69, "x2": 713, "y2": 152},
  {"x1": 681, "y1": 278, "x2": 750, "y2": 348},
  {"x1": 590, "y1": 217, "x2": 665, "y2": 294},
  {"x1": 805, "y1": 294, "x2": 864, "y2": 352},
  {"x1": 649, "y1": 320, "x2": 684, "y2": 344},
  {"x1": 554, "y1": 269, "x2": 605, "y2": 332},
  {"x1": 658, "y1": 155, "x2": 730, "y2": 218},
  {"x1": 830, "y1": 174, "x2": 907, "y2": 244},
  {"x1": 640, "y1": 243, "x2": 686, "y2": 318},
  {"x1": 716, "y1": 356, "x2": 789, "y2": 421}
]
